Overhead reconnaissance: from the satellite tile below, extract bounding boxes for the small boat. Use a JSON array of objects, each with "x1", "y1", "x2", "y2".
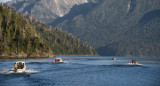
[
  {"x1": 127, "y1": 62, "x2": 142, "y2": 65},
  {"x1": 0, "y1": 61, "x2": 40, "y2": 74},
  {"x1": 53, "y1": 58, "x2": 68, "y2": 63},
  {"x1": 12, "y1": 61, "x2": 26, "y2": 73},
  {"x1": 112, "y1": 57, "x2": 116, "y2": 60},
  {"x1": 127, "y1": 60, "x2": 142, "y2": 65}
]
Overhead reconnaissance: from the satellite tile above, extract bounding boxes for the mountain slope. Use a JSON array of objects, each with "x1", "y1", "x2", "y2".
[
  {"x1": 51, "y1": 0, "x2": 160, "y2": 57},
  {"x1": 8, "y1": 0, "x2": 160, "y2": 57},
  {"x1": 26, "y1": 16, "x2": 97, "y2": 55},
  {"x1": 0, "y1": 4, "x2": 53, "y2": 58},
  {"x1": 7, "y1": 0, "x2": 89, "y2": 23},
  {"x1": 0, "y1": 4, "x2": 97, "y2": 58}
]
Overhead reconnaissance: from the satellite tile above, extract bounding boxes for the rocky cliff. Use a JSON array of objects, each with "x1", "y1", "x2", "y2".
[{"x1": 7, "y1": 0, "x2": 89, "y2": 23}]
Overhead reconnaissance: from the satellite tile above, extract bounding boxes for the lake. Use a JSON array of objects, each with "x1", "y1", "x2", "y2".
[{"x1": 0, "y1": 56, "x2": 160, "y2": 86}]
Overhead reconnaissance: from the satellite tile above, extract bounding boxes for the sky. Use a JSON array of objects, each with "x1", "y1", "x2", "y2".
[{"x1": 0, "y1": 0, "x2": 11, "y2": 3}]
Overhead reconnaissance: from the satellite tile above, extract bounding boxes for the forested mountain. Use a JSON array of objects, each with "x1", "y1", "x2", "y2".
[
  {"x1": 51, "y1": 0, "x2": 160, "y2": 57},
  {"x1": 8, "y1": 0, "x2": 160, "y2": 57},
  {"x1": 0, "y1": 4, "x2": 53, "y2": 58},
  {"x1": 27, "y1": 15, "x2": 97, "y2": 56},
  {"x1": 0, "y1": 4, "x2": 97, "y2": 58}
]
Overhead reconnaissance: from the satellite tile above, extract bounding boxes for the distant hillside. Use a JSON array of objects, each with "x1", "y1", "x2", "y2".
[
  {"x1": 8, "y1": 0, "x2": 160, "y2": 57},
  {"x1": 0, "y1": 4, "x2": 97, "y2": 58},
  {"x1": 51, "y1": 0, "x2": 160, "y2": 57},
  {"x1": 0, "y1": 4, "x2": 53, "y2": 58},
  {"x1": 26, "y1": 15, "x2": 97, "y2": 56}
]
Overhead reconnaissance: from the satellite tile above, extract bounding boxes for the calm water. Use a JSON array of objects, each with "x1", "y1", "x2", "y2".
[{"x1": 0, "y1": 56, "x2": 160, "y2": 86}]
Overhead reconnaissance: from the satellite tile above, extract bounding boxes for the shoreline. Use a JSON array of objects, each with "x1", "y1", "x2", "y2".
[
  {"x1": 0, "y1": 56, "x2": 54, "y2": 59},
  {"x1": 0, "y1": 53, "x2": 54, "y2": 59}
]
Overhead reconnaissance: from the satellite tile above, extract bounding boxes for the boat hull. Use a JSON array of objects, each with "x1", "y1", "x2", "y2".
[
  {"x1": 128, "y1": 62, "x2": 142, "y2": 65},
  {"x1": 16, "y1": 69, "x2": 25, "y2": 73}
]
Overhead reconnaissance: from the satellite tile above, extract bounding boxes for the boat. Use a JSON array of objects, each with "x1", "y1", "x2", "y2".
[
  {"x1": 127, "y1": 62, "x2": 142, "y2": 65},
  {"x1": 112, "y1": 57, "x2": 116, "y2": 60},
  {"x1": 53, "y1": 58, "x2": 68, "y2": 63},
  {"x1": 54, "y1": 58, "x2": 63, "y2": 62},
  {"x1": 0, "y1": 61, "x2": 40, "y2": 74},
  {"x1": 127, "y1": 60, "x2": 142, "y2": 65},
  {"x1": 12, "y1": 61, "x2": 26, "y2": 73}
]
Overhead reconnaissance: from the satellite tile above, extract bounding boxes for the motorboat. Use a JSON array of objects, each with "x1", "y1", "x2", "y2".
[
  {"x1": 53, "y1": 58, "x2": 67, "y2": 63},
  {"x1": 12, "y1": 61, "x2": 26, "y2": 73},
  {"x1": 112, "y1": 57, "x2": 116, "y2": 60},
  {"x1": 127, "y1": 62, "x2": 142, "y2": 65},
  {"x1": 54, "y1": 58, "x2": 63, "y2": 62},
  {"x1": 127, "y1": 60, "x2": 142, "y2": 65},
  {"x1": 128, "y1": 62, "x2": 138, "y2": 65},
  {"x1": 0, "y1": 61, "x2": 40, "y2": 74}
]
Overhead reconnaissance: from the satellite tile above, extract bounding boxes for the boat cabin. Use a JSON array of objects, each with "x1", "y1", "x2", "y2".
[
  {"x1": 55, "y1": 58, "x2": 62, "y2": 62},
  {"x1": 16, "y1": 61, "x2": 25, "y2": 69},
  {"x1": 14, "y1": 61, "x2": 26, "y2": 73}
]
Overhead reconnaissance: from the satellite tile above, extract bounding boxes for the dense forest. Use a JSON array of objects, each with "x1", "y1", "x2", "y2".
[
  {"x1": 0, "y1": 4, "x2": 53, "y2": 58},
  {"x1": 26, "y1": 15, "x2": 97, "y2": 55},
  {"x1": 50, "y1": 0, "x2": 160, "y2": 57},
  {"x1": 0, "y1": 4, "x2": 97, "y2": 58}
]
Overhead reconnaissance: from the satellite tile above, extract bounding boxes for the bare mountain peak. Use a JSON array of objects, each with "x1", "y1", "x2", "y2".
[
  {"x1": 7, "y1": 0, "x2": 89, "y2": 23},
  {"x1": 38, "y1": 0, "x2": 89, "y2": 17}
]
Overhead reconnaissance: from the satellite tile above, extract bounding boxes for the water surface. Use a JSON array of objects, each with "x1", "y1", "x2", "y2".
[{"x1": 0, "y1": 56, "x2": 160, "y2": 86}]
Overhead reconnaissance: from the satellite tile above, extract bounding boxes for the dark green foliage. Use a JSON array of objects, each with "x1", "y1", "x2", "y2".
[
  {"x1": 0, "y1": 4, "x2": 52, "y2": 57},
  {"x1": 26, "y1": 16, "x2": 97, "y2": 55},
  {"x1": 0, "y1": 4, "x2": 97, "y2": 57}
]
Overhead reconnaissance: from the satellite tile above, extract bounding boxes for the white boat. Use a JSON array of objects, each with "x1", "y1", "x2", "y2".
[
  {"x1": 53, "y1": 58, "x2": 68, "y2": 63},
  {"x1": 13, "y1": 61, "x2": 26, "y2": 73},
  {"x1": 127, "y1": 62, "x2": 142, "y2": 65},
  {"x1": 126, "y1": 60, "x2": 142, "y2": 65},
  {"x1": 0, "y1": 61, "x2": 40, "y2": 74}
]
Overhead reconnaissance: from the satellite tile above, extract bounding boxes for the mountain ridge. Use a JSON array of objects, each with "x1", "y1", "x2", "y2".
[
  {"x1": 7, "y1": 0, "x2": 160, "y2": 57},
  {"x1": 7, "y1": 0, "x2": 89, "y2": 23}
]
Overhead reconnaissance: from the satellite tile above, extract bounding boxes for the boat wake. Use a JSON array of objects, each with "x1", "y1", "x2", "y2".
[
  {"x1": 0, "y1": 69, "x2": 39, "y2": 74},
  {"x1": 127, "y1": 62, "x2": 143, "y2": 66},
  {"x1": 0, "y1": 69, "x2": 14, "y2": 74},
  {"x1": 24, "y1": 69, "x2": 39, "y2": 74}
]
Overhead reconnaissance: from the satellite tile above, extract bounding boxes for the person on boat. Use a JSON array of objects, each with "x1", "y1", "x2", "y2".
[
  {"x1": 134, "y1": 60, "x2": 137, "y2": 63},
  {"x1": 58, "y1": 59, "x2": 60, "y2": 62},
  {"x1": 132, "y1": 60, "x2": 137, "y2": 64},
  {"x1": 14, "y1": 63, "x2": 17, "y2": 70},
  {"x1": 55, "y1": 59, "x2": 58, "y2": 62},
  {"x1": 132, "y1": 60, "x2": 134, "y2": 63}
]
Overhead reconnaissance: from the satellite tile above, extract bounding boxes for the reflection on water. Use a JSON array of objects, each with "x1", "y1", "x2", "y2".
[{"x1": 0, "y1": 56, "x2": 160, "y2": 86}]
